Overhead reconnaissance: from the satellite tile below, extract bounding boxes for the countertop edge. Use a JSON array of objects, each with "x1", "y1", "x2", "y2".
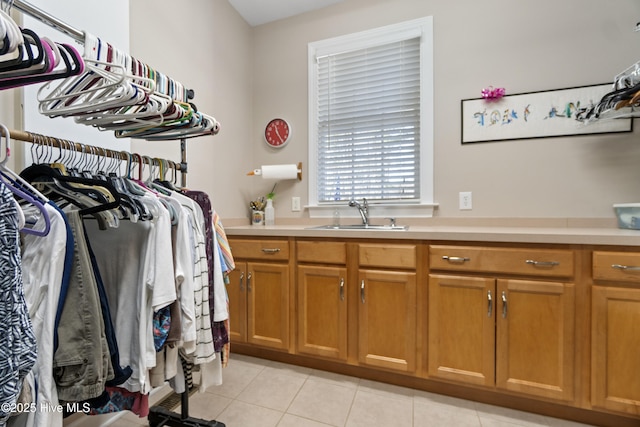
[{"x1": 224, "y1": 225, "x2": 640, "y2": 246}]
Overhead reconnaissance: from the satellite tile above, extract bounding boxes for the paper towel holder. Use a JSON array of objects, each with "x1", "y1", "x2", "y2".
[{"x1": 247, "y1": 162, "x2": 303, "y2": 181}]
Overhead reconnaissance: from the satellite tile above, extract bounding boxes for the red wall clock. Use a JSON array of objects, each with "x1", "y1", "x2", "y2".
[{"x1": 264, "y1": 118, "x2": 291, "y2": 148}]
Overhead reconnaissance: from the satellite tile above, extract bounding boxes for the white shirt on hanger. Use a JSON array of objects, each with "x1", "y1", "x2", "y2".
[{"x1": 18, "y1": 203, "x2": 67, "y2": 427}]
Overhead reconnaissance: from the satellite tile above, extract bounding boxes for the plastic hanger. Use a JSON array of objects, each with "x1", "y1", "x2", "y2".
[
  {"x1": 37, "y1": 37, "x2": 129, "y2": 115},
  {"x1": 20, "y1": 160, "x2": 122, "y2": 217},
  {"x1": 0, "y1": 9, "x2": 23, "y2": 58},
  {"x1": 0, "y1": 42, "x2": 84, "y2": 89},
  {"x1": 38, "y1": 36, "x2": 156, "y2": 120},
  {"x1": 1, "y1": 171, "x2": 50, "y2": 236},
  {"x1": 0, "y1": 124, "x2": 50, "y2": 236},
  {"x1": 0, "y1": 28, "x2": 45, "y2": 73}
]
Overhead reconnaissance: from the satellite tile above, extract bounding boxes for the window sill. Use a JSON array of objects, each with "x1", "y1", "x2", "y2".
[{"x1": 307, "y1": 203, "x2": 438, "y2": 219}]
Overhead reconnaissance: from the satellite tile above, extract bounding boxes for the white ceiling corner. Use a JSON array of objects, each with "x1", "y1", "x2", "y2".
[{"x1": 228, "y1": 0, "x2": 345, "y2": 27}]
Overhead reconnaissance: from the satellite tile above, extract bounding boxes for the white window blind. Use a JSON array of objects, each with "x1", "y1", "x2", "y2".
[{"x1": 316, "y1": 37, "x2": 421, "y2": 203}]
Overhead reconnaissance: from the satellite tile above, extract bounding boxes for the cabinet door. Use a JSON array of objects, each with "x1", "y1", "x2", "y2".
[
  {"x1": 592, "y1": 285, "x2": 640, "y2": 414},
  {"x1": 227, "y1": 262, "x2": 247, "y2": 343},
  {"x1": 247, "y1": 262, "x2": 290, "y2": 350},
  {"x1": 358, "y1": 269, "x2": 416, "y2": 372},
  {"x1": 496, "y1": 279, "x2": 575, "y2": 401},
  {"x1": 297, "y1": 265, "x2": 348, "y2": 360},
  {"x1": 428, "y1": 274, "x2": 495, "y2": 386}
]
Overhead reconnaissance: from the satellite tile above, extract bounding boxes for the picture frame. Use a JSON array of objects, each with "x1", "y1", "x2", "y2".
[{"x1": 461, "y1": 83, "x2": 633, "y2": 144}]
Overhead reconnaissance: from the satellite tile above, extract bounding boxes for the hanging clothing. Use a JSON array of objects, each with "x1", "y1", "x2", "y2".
[
  {"x1": 169, "y1": 191, "x2": 215, "y2": 364},
  {"x1": 53, "y1": 210, "x2": 113, "y2": 402},
  {"x1": 16, "y1": 202, "x2": 70, "y2": 427},
  {"x1": 183, "y1": 192, "x2": 229, "y2": 355},
  {"x1": 1, "y1": 155, "x2": 234, "y2": 422},
  {"x1": 0, "y1": 182, "x2": 38, "y2": 427},
  {"x1": 212, "y1": 211, "x2": 232, "y2": 366},
  {"x1": 84, "y1": 192, "x2": 177, "y2": 394}
]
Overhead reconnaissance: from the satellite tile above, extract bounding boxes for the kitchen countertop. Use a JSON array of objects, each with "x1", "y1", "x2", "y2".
[{"x1": 224, "y1": 222, "x2": 640, "y2": 247}]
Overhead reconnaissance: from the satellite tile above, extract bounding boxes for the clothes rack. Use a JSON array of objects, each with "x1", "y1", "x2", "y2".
[
  {"x1": 4, "y1": 0, "x2": 217, "y2": 184},
  {"x1": 9, "y1": 128, "x2": 225, "y2": 427},
  {"x1": 3, "y1": 2, "x2": 225, "y2": 424},
  {"x1": 9, "y1": 129, "x2": 189, "y2": 187},
  {"x1": 10, "y1": 0, "x2": 85, "y2": 41}
]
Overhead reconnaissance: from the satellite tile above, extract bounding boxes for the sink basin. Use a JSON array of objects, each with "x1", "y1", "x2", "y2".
[{"x1": 307, "y1": 224, "x2": 409, "y2": 231}]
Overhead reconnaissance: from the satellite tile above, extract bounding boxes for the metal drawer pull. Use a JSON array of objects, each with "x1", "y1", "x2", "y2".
[
  {"x1": 442, "y1": 255, "x2": 470, "y2": 263},
  {"x1": 525, "y1": 259, "x2": 559, "y2": 267},
  {"x1": 360, "y1": 280, "x2": 366, "y2": 304},
  {"x1": 612, "y1": 264, "x2": 640, "y2": 271},
  {"x1": 261, "y1": 248, "x2": 281, "y2": 254},
  {"x1": 247, "y1": 272, "x2": 252, "y2": 292},
  {"x1": 339, "y1": 278, "x2": 345, "y2": 301},
  {"x1": 501, "y1": 291, "x2": 507, "y2": 319},
  {"x1": 239, "y1": 272, "x2": 244, "y2": 291},
  {"x1": 487, "y1": 290, "x2": 493, "y2": 317}
]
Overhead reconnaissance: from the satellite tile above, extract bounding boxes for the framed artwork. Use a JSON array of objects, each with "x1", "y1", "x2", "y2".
[{"x1": 461, "y1": 83, "x2": 633, "y2": 144}]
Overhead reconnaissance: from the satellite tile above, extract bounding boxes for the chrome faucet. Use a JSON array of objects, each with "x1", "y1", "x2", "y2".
[{"x1": 349, "y1": 197, "x2": 369, "y2": 225}]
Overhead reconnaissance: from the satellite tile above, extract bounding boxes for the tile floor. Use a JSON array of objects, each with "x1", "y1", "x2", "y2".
[{"x1": 85, "y1": 354, "x2": 598, "y2": 427}]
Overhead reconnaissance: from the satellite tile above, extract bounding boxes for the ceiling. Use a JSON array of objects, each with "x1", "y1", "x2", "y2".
[{"x1": 228, "y1": 0, "x2": 345, "y2": 27}]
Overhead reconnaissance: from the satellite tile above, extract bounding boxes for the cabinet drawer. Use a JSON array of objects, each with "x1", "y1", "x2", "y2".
[
  {"x1": 429, "y1": 245, "x2": 574, "y2": 277},
  {"x1": 297, "y1": 241, "x2": 346, "y2": 264},
  {"x1": 229, "y1": 239, "x2": 289, "y2": 261},
  {"x1": 593, "y1": 251, "x2": 640, "y2": 283},
  {"x1": 359, "y1": 243, "x2": 416, "y2": 269}
]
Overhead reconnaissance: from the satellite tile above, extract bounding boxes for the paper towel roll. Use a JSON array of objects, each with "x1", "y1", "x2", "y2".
[
  {"x1": 261, "y1": 164, "x2": 298, "y2": 179},
  {"x1": 248, "y1": 163, "x2": 302, "y2": 180}
]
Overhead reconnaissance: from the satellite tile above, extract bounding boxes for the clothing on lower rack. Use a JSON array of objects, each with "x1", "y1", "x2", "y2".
[
  {"x1": 0, "y1": 182, "x2": 38, "y2": 426},
  {"x1": 53, "y1": 210, "x2": 113, "y2": 402},
  {"x1": 1, "y1": 158, "x2": 234, "y2": 424},
  {"x1": 16, "y1": 202, "x2": 69, "y2": 427}
]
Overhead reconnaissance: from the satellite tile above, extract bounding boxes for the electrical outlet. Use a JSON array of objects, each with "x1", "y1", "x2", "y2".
[
  {"x1": 291, "y1": 196, "x2": 301, "y2": 212},
  {"x1": 459, "y1": 192, "x2": 472, "y2": 210}
]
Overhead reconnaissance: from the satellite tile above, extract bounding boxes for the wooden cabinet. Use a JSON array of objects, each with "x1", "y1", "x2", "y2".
[
  {"x1": 591, "y1": 251, "x2": 640, "y2": 415},
  {"x1": 428, "y1": 274, "x2": 495, "y2": 386},
  {"x1": 357, "y1": 243, "x2": 417, "y2": 373},
  {"x1": 295, "y1": 240, "x2": 417, "y2": 371},
  {"x1": 296, "y1": 241, "x2": 348, "y2": 360},
  {"x1": 496, "y1": 278, "x2": 574, "y2": 400},
  {"x1": 224, "y1": 233, "x2": 640, "y2": 425},
  {"x1": 227, "y1": 263, "x2": 247, "y2": 342},
  {"x1": 428, "y1": 245, "x2": 575, "y2": 402},
  {"x1": 228, "y1": 238, "x2": 290, "y2": 351}
]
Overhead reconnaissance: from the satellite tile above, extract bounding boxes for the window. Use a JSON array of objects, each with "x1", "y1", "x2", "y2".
[{"x1": 308, "y1": 17, "x2": 434, "y2": 218}]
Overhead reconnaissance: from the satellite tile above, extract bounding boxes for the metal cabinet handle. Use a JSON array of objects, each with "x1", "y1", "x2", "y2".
[
  {"x1": 261, "y1": 248, "x2": 281, "y2": 254},
  {"x1": 339, "y1": 278, "x2": 345, "y2": 301},
  {"x1": 487, "y1": 290, "x2": 493, "y2": 317},
  {"x1": 525, "y1": 259, "x2": 559, "y2": 267},
  {"x1": 239, "y1": 272, "x2": 245, "y2": 291},
  {"x1": 442, "y1": 255, "x2": 470, "y2": 263},
  {"x1": 501, "y1": 291, "x2": 507, "y2": 318},
  {"x1": 360, "y1": 280, "x2": 365, "y2": 304},
  {"x1": 247, "y1": 272, "x2": 252, "y2": 292},
  {"x1": 612, "y1": 264, "x2": 640, "y2": 271}
]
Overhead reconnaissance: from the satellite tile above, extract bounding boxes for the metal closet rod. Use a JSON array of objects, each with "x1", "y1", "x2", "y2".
[
  {"x1": 9, "y1": 129, "x2": 184, "y2": 172},
  {"x1": 10, "y1": 0, "x2": 84, "y2": 42}
]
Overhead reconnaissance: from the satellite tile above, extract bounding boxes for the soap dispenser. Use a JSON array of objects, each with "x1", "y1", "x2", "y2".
[{"x1": 265, "y1": 198, "x2": 275, "y2": 226}]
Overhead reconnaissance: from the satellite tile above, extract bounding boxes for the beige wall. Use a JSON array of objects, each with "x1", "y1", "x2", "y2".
[
  {"x1": 250, "y1": 0, "x2": 640, "y2": 220},
  {"x1": 129, "y1": 0, "x2": 254, "y2": 220},
  {"x1": 4, "y1": 1, "x2": 640, "y2": 222}
]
